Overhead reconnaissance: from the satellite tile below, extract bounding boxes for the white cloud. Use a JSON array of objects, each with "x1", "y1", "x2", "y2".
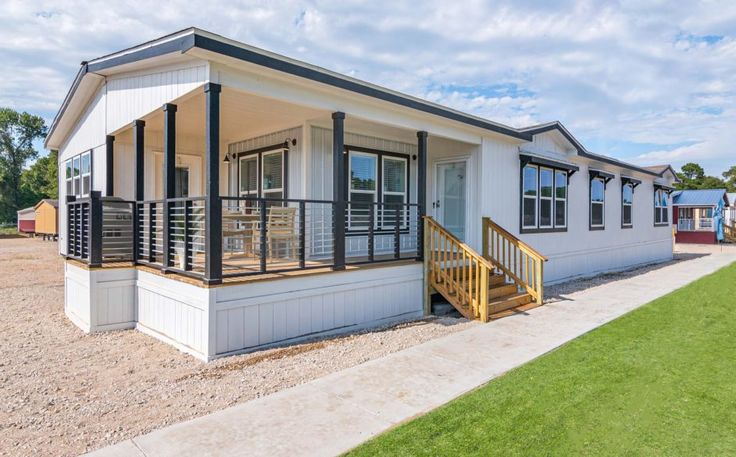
[{"x1": 1, "y1": 0, "x2": 735, "y2": 174}]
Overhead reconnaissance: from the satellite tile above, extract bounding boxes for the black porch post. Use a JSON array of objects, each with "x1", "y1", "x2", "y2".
[
  {"x1": 332, "y1": 112, "x2": 346, "y2": 270},
  {"x1": 105, "y1": 135, "x2": 115, "y2": 197},
  {"x1": 416, "y1": 131, "x2": 428, "y2": 260},
  {"x1": 162, "y1": 103, "x2": 177, "y2": 270},
  {"x1": 133, "y1": 120, "x2": 145, "y2": 201},
  {"x1": 204, "y1": 83, "x2": 222, "y2": 284}
]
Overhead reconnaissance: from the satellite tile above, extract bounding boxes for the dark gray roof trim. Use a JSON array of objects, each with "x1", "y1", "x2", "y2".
[
  {"x1": 621, "y1": 176, "x2": 642, "y2": 186},
  {"x1": 589, "y1": 169, "x2": 616, "y2": 181},
  {"x1": 521, "y1": 122, "x2": 661, "y2": 177},
  {"x1": 519, "y1": 153, "x2": 579, "y2": 173},
  {"x1": 191, "y1": 35, "x2": 530, "y2": 141},
  {"x1": 47, "y1": 29, "x2": 530, "y2": 146}
]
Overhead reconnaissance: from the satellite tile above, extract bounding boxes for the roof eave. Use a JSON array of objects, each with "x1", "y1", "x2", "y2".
[{"x1": 45, "y1": 28, "x2": 532, "y2": 149}]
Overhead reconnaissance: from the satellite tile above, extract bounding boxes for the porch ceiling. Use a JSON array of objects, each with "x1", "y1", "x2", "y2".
[{"x1": 138, "y1": 86, "x2": 327, "y2": 144}]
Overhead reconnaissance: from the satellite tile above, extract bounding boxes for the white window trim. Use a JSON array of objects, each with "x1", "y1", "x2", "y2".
[
  {"x1": 590, "y1": 177, "x2": 606, "y2": 228},
  {"x1": 382, "y1": 156, "x2": 408, "y2": 229},
  {"x1": 238, "y1": 155, "x2": 259, "y2": 198},
  {"x1": 538, "y1": 167, "x2": 554, "y2": 229},
  {"x1": 80, "y1": 151, "x2": 91, "y2": 197},
  {"x1": 654, "y1": 188, "x2": 668, "y2": 225},
  {"x1": 348, "y1": 151, "x2": 378, "y2": 230},
  {"x1": 261, "y1": 150, "x2": 285, "y2": 199},
  {"x1": 522, "y1": 164, "x2": 538, "y2": 229},
  {"x1": 554, "y1": 170, "x2": 568, "y2": 229},
  {"x1": 622, "y1": 183, "x2": 634, "y2": 227}
]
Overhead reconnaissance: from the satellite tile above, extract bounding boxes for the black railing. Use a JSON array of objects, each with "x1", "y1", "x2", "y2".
[
  {"x1": 101, "y1": 199, "x2": 135, "y2": 261},
  {"x1": 66, "y1": 196, "x2": 90, "y2": 261},
  {"x1": 66, "y1": 194, "x2": 422, "y2": 282}
]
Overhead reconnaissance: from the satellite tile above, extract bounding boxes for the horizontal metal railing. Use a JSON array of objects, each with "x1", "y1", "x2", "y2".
[{"x1": 66, "y1": 193, "x2": 422, "y2": 282}]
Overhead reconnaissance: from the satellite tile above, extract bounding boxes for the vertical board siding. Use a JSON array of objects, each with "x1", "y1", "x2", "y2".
[
  {"x1": 310, "y1": 126, "x2": 419, "y2": 256},
  {"x1": 106, "y1": 65, "x2": 207, "y2": 134},
  {"x1": 213, "y1": 264, "x2": 423, "y2": 355},
  {"x1": 60, "y1": 86, "x2": 107, "y2": 162},
  {"x1": 136, "y1": 272, "x2": 209, "y2": 358},
  {"x1": 228, "y1": 127, "x2": 304, "y2": 199},
  {"x1": 482, "y1": 130, "x2": 674, "y2": 284}
]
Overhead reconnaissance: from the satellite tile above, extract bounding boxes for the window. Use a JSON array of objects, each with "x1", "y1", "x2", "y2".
[
  {"x1": 522, "y1": 165, "x2": 538, "y2": 229},
  {"x1": 654, "y1": 188, "x2": 668, "y2": 225},
  {"x1": 175, "y1": 167, "x2": 189, "y2": 198},
  {"x1": 64, "y1": 151, "x2": 91, "y2": 198},
  {"x1": 382, "y1": 156, "x2": 407, "y2": 228},
  {"x1": 590, "y1": 177, "x2": 605, "y2": 228},
  {"x1": 539, "y1": 168, "x2": 553, "y2": 228},
  {"x1": 239, "y1": 156, "x2": 258, "y2": 197},
  {"x1": 521, "y1": 164, "x2": 568, "y2": 231},
  {"x1": 347, "y1": 148, "x2": 410, "y2": 231},
  {"x1": 555, "y1": 170, "x2": 567, "y2": 227},
  {"x1": 262, "y1": 151, "x2": 284, "y2": 200},
  {"x1": 622, "y1": 183, "x2": 634, "y2": 227},
  {"x1": 348, "y1": 152, "x2": 377, "y2": 229},
  {"x1": 236, "y1": 147, "x2": 287, "y2": 201}
]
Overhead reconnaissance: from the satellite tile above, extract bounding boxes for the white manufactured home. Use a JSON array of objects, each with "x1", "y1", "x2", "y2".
[{"x1": 46, "y1": 28, "x2": 678, "y2": 361}]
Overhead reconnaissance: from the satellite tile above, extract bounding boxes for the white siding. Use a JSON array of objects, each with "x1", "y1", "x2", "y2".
[
  {"x1": 64, "y1": 262, "x2": 422, "y2": 361},
  {"x1": 228, "y1": 127, "x2": 304, "y2": 198},
  {"x1": 212, "y1": 263, "x2": 423, "y2": 356},
  {"x1": 136, "y1": 270, "x2": 211, "y2": 359},
  {"x1": 483, "y1": 131, "x2": 673, "y2": 284},
  {"x1": 64, "y1": 263, "x2": 136, "y2": 332},
  {"x1": 59, "y1": 85, "x2": 107, "y2": 162},
  {"x1": 105, "y1": 64, "x2": 208, "y2": 134}
]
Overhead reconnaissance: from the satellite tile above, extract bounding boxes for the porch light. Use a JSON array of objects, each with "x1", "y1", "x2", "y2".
[{"x1": 223, "y1": 153, "x2": 230, "y2": 164}]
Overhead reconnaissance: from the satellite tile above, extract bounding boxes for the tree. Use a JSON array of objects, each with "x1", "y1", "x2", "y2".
[
  {"x1": 723, "y1": 166, "x2": 736, "y2": 193},
  {"x1": 0, "y1": 108, "x2": 47, "y2": 222},
  {"x1": 680, "y1": 162, "x2": 705, "y2": 181},
  {"x1": 20, "y1": 150, "x2": 58, "y2": 207}
]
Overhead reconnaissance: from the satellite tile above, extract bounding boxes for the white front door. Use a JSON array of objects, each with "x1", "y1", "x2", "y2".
[{"x1": 434, "y1": 160, "x2": 468, "y2": 241}]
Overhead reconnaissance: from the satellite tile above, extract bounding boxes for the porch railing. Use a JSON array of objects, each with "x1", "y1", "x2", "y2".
[
  {"x1": 678, "y1": 218, "x2": 713, "y2": 232},
  {"x1": 66, "y1": 193, "x2": 421, "y2": 282},
  {"x1": 482, "y1": 216, "x2": 547, "y2": 305}
]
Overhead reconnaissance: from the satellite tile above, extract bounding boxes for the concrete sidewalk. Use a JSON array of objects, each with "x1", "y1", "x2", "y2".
[{"x1": 88, "y1": 251, "x2": 736, "y2": 457}]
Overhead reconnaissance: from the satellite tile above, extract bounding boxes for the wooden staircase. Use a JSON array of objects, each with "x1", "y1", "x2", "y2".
[{"x1": 424, "y1": 217, "x2": 547, "y2": 322}]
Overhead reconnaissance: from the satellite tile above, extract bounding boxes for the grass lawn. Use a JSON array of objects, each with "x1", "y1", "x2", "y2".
[
  {"x1": 348, "y1": 263, "x2": 736, "y2": 456},
  {"x1": 0, "y1": 226, "x2": 18, "y2": 235}
]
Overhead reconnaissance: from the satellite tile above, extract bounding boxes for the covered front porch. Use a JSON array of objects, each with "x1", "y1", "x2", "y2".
[{"x1": 64, "y1": 83, "x2": 481, "y2": 286}]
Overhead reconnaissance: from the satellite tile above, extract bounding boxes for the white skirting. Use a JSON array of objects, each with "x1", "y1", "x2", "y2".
[{"x1": 64, "y1": 262, "x2": 424, "y2": 361}]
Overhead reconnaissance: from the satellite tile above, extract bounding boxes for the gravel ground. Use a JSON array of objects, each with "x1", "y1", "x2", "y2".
[
  {"x1": 544, "y1": 244, "x2": 716, "y2": 303},
  {"x1": 0, "y1": 238, "x2": 475, "y2": 457}
]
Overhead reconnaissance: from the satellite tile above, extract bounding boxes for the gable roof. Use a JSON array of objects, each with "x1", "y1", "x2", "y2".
[
  {"x1": 34, "y1": 199, "x2": 59, "y2": 209},
  {"x1": 519, "y1": 121, "x2": 665, "y2": 177},
  {"x1": 672, "y1": 189, "x2": 727, "y2": 207},
  {"x1": 46, "y1": 27, "x2": 675, "y2": 181}
]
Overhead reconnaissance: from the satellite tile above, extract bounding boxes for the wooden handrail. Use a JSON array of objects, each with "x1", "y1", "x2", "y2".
[
  {"x1": 424, "y1": 217, "x2": 493, "y2": 321},
  {"x1": 483, "y1": 217, "x2": 548, "y2": 261},
  {"x1": 482, "y1": 217, "x2": 547, "y2": 305}
]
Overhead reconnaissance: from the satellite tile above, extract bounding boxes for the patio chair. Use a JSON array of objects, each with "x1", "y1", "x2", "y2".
[{"x1": 264, "y1": 207, "x2": 298, "y2": 259}]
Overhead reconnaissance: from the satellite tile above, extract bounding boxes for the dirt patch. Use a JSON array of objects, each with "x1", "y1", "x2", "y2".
[{"x1": 0, "y1": 238, "x2": 475, "y2": 456}]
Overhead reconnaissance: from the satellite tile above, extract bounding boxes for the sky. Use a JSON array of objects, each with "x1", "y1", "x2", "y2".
[{"x1": 1, "y1": 0, "x2": 735, "y2": 176}]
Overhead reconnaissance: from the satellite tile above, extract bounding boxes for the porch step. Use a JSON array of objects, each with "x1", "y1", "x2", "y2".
[
  {"x1": 487, "y1": 292, "x2": 533, "y2": 315},
  {"x1": 487, "y1": 283, "x2": 519, "y2": 299}
]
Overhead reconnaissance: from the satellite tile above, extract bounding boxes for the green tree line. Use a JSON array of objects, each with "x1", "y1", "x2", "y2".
[
  {"x1": 676, "y1": 162, "x2": 736, "y2": 192},
  {"x1": 0, "y1": 108, "x2": 54, "y2": 224}
]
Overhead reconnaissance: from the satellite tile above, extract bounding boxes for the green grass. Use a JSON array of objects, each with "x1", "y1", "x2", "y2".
[
  {"x1": 348, "y1": 263, "x2": 736, "y2": 456},
  {"x1": 0, "y1": 226, "x2": 18, "y2": 235}
]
